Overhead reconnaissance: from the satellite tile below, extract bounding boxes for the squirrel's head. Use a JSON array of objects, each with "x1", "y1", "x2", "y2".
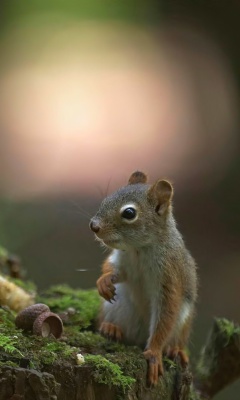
[{"x1": 89, "y1": 171, "x2": 173, "y2": 250}]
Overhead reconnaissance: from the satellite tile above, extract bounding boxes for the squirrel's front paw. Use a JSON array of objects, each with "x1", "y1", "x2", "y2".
[
  {"x1": 96, "y1": 273, "x2": 117, "y2": 302},
  {"x1": 100, "y1": 322, "x2": 123, "y2": 341},
  {"x1": 143, "y1": 349, "x2": 163, "y2": 386}
]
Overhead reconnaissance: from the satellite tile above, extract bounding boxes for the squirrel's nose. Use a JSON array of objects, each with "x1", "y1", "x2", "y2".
[{"x1": 89, "y1": 219, "x2": 101, "y2": 233}]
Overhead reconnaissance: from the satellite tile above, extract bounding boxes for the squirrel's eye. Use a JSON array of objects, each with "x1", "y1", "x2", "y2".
[{"x1": 121, "y1": 207, "x2": 136, "y2": 220}]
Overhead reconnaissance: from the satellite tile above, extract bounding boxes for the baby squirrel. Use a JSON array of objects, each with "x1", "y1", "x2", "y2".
[{"x1": 90, "y1": 171, "x2": 197, "y2": 386}]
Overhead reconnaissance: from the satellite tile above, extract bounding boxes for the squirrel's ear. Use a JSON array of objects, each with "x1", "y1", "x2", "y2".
[
  {"x1": 148, "y1": 179, "x2": 173, "y2": 215},
  {"x1": 128, "y1": 171, "x2": 148, "y2": 185}
]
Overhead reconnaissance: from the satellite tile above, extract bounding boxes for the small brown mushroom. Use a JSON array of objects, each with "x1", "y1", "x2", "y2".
[
  {"x1": 33, "y1": 311, "x2": 63, "y2": 338},
  {"x1": 15, "y1": 303, "x2": 50, "y2": 330}
]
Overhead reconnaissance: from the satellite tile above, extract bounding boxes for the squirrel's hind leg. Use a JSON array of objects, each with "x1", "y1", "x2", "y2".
[
  {"x1": 164, "y1": 304, "x2": 194, "y2": 368},
  {"x1": 164, "y1": 346, "x2": 189, "y2": 368}
]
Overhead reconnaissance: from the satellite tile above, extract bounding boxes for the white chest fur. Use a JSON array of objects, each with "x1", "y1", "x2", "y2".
[{"x1": 110, "y1": 248, "x2": 162, "y2": 312}]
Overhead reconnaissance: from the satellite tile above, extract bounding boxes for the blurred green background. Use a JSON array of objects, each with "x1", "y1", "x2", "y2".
[{"x1": 0, "y1": 1, "x2": 240, "y2": 399}]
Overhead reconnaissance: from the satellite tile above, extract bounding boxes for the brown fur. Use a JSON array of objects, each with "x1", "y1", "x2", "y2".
[
  {"x1": 90, "y1": 171, "x2": 198, "y2": 386},
  {"x1": 128, "y1": 171, "x2": 148, "y2": 185},
  {"x1": 97, "y1": 260, "x2": 122, "y2": 302}
]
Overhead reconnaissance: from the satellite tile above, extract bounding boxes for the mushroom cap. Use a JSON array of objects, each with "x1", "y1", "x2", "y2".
[
  {"x1": 32, "y1": 311, "x2": 63, "y2": 338},
  {"x1": 15, "y1": 303, "x2": 50, "y2": 330}
]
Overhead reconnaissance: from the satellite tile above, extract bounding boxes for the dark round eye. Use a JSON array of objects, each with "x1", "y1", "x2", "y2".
[{"x1": 121, "y1": 207, "x2": 136, "y2": 220}]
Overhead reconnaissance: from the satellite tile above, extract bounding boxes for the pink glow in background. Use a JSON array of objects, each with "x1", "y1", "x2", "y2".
[{"x1": 0, "y1": 19, "x2": 238, "y2": 198}]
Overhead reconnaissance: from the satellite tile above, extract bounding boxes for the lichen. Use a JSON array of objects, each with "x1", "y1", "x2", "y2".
[{"x1": 84, "y1": 354, "x2": 136, "y2": 393}]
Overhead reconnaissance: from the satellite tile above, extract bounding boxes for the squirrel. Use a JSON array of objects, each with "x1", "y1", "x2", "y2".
[{"x1": 89, "y1": 171, "x2": 197, "y2": 386}]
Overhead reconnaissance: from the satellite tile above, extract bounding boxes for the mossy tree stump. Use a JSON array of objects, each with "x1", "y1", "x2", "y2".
[{"x1": 0, "y1": 284, "x2": 240, "y2": 400}]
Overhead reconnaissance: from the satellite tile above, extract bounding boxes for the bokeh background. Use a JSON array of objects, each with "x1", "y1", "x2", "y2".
[{"x1": 0, "y1": 1, "x2": 240, "y2": 398}]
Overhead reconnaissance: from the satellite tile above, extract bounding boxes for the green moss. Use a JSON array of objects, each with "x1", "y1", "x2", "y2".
[
  {"x1": 197, "y1": 318, "x2": 240, "y2": 379},
  {"x1": 0, "y1": 287, "x2": 195, "y2": 399},
  {"x1": 0, "y1": 308, "x2": 24, "y2": 360},
  {"x1": 85, "y1": 354, "x2": 135, "y2": 392},
  {"x1": 43, "y1": 341, "x2": 76, "y2": 356},
  {"x1": 9, "y1": 277, "x2": 37, "y2": 294},
  {"x1": 102, "y1": 340, "x2": 133, "y2": 354},
  {"x1": 1, "y1": 289, "x2": 134, "y2": 377},
  {"x1": 0, "y1": 333, "x2": 23, "y2": 357},
  {"x1": 0, "y1": 285, "x2": 188, "y2": 399},
  {"x1": 0, "y1": 360, "x2": 19, "y2": 368},
  {"x1": 38, "y1": 284, "x2": 101, "y2": 329},
  {"x1": 0, "y1": 307, "x2": 16, "y2": 328},
  {"x1": 36, "y1": 340, "x2": 77, "y2": 367},
  {"x1": 163, "y1": 357, "x2": 177, "y2": 369},
  {"x1": 216, "y1": 318, "x2": 240, "y2": 340},
  {"x1": 65, "y1": 328, "x2": 107, "y2": 350},
  {"x1": 0, "y1": 307, "x2": 77, "y2": 370}
]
